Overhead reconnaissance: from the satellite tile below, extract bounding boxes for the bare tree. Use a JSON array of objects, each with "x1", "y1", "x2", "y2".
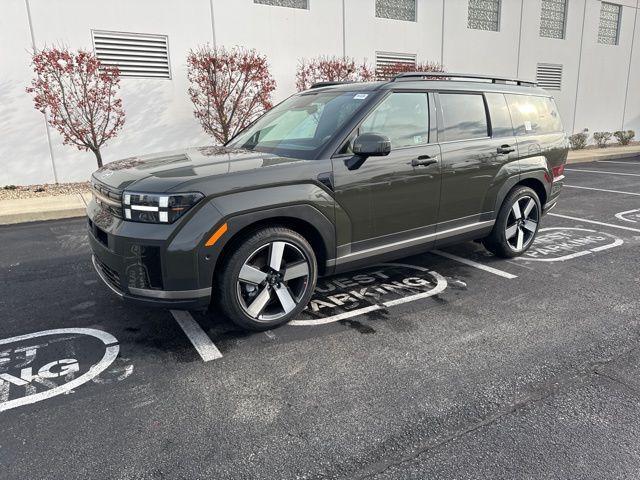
[
  {"x1": 187, "y1": 46, "x2": 276, "y2": 144},
  {"x1": 295, "y1": 56, "x2": 375, "y2": 91},
  {"x1": 27, "y1": 47, "x2": 125, "y2": 168}
]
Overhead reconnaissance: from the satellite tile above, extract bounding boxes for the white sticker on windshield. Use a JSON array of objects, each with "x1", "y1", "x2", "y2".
[
  {"x1": 354, "y1": 94, "x2": 368, "y2": 100},
  {"x1": 524, "y1": 120, "x2": 532, "y2": 131}
]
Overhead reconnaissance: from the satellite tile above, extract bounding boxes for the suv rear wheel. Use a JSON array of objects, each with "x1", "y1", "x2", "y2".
[
  {"x1": 483, "y1": 186, "x2": 541, "y2": 258},
  {"x1": 217, "y1": 227, "x2": 317, "y2": 330}
]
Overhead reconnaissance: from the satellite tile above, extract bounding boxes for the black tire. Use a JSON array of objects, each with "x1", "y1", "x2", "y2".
[
  {"x1": 483, "y1": 186, "x2": 541, "y2": 258},
  {"x1": 216, "y1": 227, "x2": 317, "y2": 331}
]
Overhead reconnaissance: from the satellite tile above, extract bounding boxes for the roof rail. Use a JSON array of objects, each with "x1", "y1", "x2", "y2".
[
  {"x1": 309, "y1": 81, "x2": 354, "y2": 89},
  {"x1": 391, "y1": 72, "x2": 537, "y2": 87}
]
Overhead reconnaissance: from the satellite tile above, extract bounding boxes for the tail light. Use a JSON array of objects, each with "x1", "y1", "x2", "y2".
[{"x1": 552, "y1": 165, "x2": 565, "y2": 179}]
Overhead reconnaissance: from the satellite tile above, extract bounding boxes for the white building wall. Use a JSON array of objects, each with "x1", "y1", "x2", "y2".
[
  {"x1": 624, "y1": 3, "x2": 640, "y2": 132},
  {"x1": 517, "y1": 0, "x2": 586, "y2": 135},
  {"x1": 0, "y1": 0, "x2": 56, "y2": 185},
  {"x1": 0, "y1": 0, "x2": 639, "y2": 186},
  {"x1": 344, "y1": 0, "x2": 443, "y2": 68},
  {"x1": 213, "y1": 0, "x2": 344, "y2": 98},
  {"x1": 442, "y1": 0, "x2": 522, "y2": 77},
  {"x1": 573, "y1": 0, "x2": 638, "y2": 133}
]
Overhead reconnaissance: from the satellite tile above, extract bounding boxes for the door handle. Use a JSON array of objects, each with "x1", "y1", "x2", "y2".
[
  {"x1": 497, "y1": 145, "x2": 516, "y2": 154},
  {"x1": 411, "y1": 155, "x2": 438, "y2": 167}
]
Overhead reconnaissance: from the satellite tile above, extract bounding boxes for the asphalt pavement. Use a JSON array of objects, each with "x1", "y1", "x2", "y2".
[{"x1": 1, "y1": 158, "x2": 640, "y2": 479}]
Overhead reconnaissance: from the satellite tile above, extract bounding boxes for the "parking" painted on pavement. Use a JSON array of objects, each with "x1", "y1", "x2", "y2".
[
  {"x1": 290, "y1": 263, "x2": 447, "y2": 326},
  {"x1": 0, "y1": 328, "x2": 121, "y2": 412}
]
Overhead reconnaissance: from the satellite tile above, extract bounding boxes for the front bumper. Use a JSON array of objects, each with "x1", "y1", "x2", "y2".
[
  {"x1": 87, "y1": 196, "x2": 221, "y2": 310},
  {"x1": 92, "y1": 255, "x2": 211, "y2": 309}
]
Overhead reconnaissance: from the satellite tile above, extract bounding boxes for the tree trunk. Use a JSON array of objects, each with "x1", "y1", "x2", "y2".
[{"x1": 93, "y1": 149, "x2": 103, "y2": 168}]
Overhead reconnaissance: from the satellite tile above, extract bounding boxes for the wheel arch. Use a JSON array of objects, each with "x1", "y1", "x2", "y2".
[
  {"x1": 517, "y1": 176, "x2": 547, "y2": 206},
  {"x1": 493, "y1": 172, "x2": 548, "y2": 216},
  {"x1": 215, "y1": 212, "x2": 331, "y2": 279},
  {"x1": 200, "y1": 202, "x2": 335, "y2": 290}
]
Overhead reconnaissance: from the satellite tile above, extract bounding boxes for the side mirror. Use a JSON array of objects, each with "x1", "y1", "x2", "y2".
[{"x1": 352, "y1": 133, "x2": 391, "y2": 157}]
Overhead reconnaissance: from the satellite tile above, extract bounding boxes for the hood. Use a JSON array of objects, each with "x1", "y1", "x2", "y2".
[{"x1": 91, "y1": 146, "x2": 311, "y2": 193}]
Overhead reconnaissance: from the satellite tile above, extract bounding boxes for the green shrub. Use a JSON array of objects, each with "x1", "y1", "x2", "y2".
[
  {"x1": 593, "y1": 131, "x2": 612, "y2": 148},
  {"x1": 614, "y1": 130, "x2": 635, "y2": 146},
  {"x1": 3, "y1": 185, "x2": 17, "y2": 190},
  {"x1": 569, "y1": 129, "x2": 589, "y2": 150}
]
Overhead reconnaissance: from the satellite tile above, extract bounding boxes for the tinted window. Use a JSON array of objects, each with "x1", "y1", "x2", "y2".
[
  {"x1": 485, "y1": 93, "x2": 514, "y2": 138},
  {"x1": 229, "y1": 91, "x2": 368, "y2": 159},
  {"x1": 439, "y1": 93, "x2": 489, "y2": 142},
  {"x1": 359, "y1": 92, "x2": 429, "y2": 149},
  {"x1": 505, "y1": 94, "x2": 563, "y2": 135}
]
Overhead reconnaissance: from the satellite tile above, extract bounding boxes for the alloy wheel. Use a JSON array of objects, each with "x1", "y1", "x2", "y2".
[
  {"x1": 236, "y1": 241, "x2": 311, "y2": 322},
  {"x1": 505, "y1": 195, "x2": 539, "y2": 252}
]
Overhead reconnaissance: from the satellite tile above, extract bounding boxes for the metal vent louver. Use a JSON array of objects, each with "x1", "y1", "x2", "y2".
[
  {"x1": 375, "y1": 52, "x2": 417, "y2": 79},
  {"x1": 92, "y1": 30, "x2": 171, "y2": 79},
  {"x1": 536, "y1": 63, "x2": 563, "y2": 90}
]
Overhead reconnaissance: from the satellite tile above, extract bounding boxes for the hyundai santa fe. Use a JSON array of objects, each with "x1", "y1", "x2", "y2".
[{"x1": 87, "y1": 72, "x2": 568, "y2": 330}]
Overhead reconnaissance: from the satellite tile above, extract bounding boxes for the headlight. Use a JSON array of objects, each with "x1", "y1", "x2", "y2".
[{"x1": 122, "y1": 192, "x2": 204, "y2": 224}]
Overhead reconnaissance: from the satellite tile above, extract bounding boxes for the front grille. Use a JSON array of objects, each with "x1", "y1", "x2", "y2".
[
  {"x1": 91, "y1": 180, "x2": 124, "y2": 218},
  {"x1": 95, "y1": 257, "x2": 123, "y2": 291}
]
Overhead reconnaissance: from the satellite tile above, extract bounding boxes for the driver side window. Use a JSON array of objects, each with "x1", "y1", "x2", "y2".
[
  {"x1": 361, "y1": 92, "x2": 430, "y2": 148},
  {"x1": 338, "y1": 92, "x2": 430, "y2": 155}
]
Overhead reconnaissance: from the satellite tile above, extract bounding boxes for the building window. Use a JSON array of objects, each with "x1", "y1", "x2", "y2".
[
  {"x1": 598, "y1": 2, "x2": 622, "y2": 45},
  {"x1": 536, "y1": 63, "x2": 563, "y2": 90},
  {"x1": 468, "y1": 0, "x2": 501, "y2": 31},
  {"x1": 539, "y1": 0, "x2": 567, "y2": 39},
  {"x1": 254, "y1": 0, "x2": 308, "y2": 9},
  {"x1": 375, "y1": 0, "x2": 417, "y2": 22},
  {"x1": 92, "y1": 30, "x2": 170, "y2": 79}
]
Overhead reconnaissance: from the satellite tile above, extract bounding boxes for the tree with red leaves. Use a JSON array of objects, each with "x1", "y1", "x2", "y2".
[
  {"x1": 26, "y1": 47, "x2": 125, "y2": 168},
  {"x1": 187, "y1": 46, "x2": 276, "y2": 144},
  {"x1": 295, "y1": 56, "x2": 375, "y2": 92},
  {"x1": 376, "y1": 61, "x2": 445, "y2": 80}
]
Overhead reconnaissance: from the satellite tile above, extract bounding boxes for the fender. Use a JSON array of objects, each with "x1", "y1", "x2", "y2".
[
  {"x1": 491, "y1": 150, "x2": 552, "y2": 216},
  {"x1": 196, "y1": 184, "x2": 337, "y2": 286}
]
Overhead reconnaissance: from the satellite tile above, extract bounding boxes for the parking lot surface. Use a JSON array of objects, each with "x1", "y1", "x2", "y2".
[{"x1": 1, "y1": 158, "x2": 640, "y2": 479}]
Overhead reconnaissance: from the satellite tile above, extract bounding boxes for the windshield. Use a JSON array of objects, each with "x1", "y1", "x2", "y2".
[{"x1": 227, "y1": 91, "x2": 372, "y2": 159}]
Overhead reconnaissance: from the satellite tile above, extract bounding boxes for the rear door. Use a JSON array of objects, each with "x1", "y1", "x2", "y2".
[{"x1": 435, "y1": 91, "x2": 519, "y2": 231}]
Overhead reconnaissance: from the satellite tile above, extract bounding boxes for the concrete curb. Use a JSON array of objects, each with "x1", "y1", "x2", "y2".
[
  {"x1": 0, "y1": 193, "x2": 91, "y2": 226},
  {"x1": 567, "y1": 145, "x2": 640, "y2": 164},
  {"x1": 1, "y1": 146, "x2": 639, "y2": 226}
]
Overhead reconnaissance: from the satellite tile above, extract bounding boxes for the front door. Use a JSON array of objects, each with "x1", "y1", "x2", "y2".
[{"x1": 332, "y1": 91, "x2": 441, "y2": 260}]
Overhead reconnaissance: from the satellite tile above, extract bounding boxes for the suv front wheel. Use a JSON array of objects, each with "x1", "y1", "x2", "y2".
[
  {"x1": 483, "y1": 185, "x2": 541, "y2": 258},
  {"x1": 217, "y1": 227, "x2": 317, "y2": 330}
]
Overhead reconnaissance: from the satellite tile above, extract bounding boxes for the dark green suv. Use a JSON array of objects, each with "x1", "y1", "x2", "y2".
[{"x1": 88, "y1": 73, "x2": 568, "y2": 330}]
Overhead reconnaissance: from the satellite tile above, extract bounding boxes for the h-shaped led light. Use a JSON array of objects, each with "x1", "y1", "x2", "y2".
[{"x1": 122, "y1": 192, "x2": 204, "y2": 224}]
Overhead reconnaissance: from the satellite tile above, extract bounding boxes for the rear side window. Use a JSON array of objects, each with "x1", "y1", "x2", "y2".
[
  {"x1": 359, "y1": 92, "x2": 430, "y2": 149},
  {"x1": 485, "y1": 93, "x2": 514, "y2": 138},
  {"x1": 439, "y1": 93, "x2": 489, "y2": 142},
  {"x1": 505, "y1": 94, "x2": 563, "y2": 135}
]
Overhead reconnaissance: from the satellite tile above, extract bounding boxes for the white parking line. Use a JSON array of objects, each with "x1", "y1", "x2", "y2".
[
  {"x1": 170, "y1": 310, "x2": 223, "y2": 361},
  {"x1": 564, "y1": 185, "x2": 640, "y2": 196},
  {"x1": 565, "y1": 168, "x2": 640, "y2": 177},
  {"x1": 431, "y1": 250, "x2": 517, "y2": 279},
  {"x1": 615, "y1": 208, "x2": 640, "y2": 223},
  {"x1": 548, "y1": 213, "x2": 640, "y2": 233},
  {"x1": 596, "y1": 160, "x2": 640, "y2": 165}
]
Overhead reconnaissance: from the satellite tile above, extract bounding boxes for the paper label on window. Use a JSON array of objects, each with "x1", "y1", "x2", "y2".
[
  {"x1": 354, "y1": 94, "x2": 368, "y2": 100},
  {"x1": 524, "y1": 121, "x2": 532, "y2": 132}
]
